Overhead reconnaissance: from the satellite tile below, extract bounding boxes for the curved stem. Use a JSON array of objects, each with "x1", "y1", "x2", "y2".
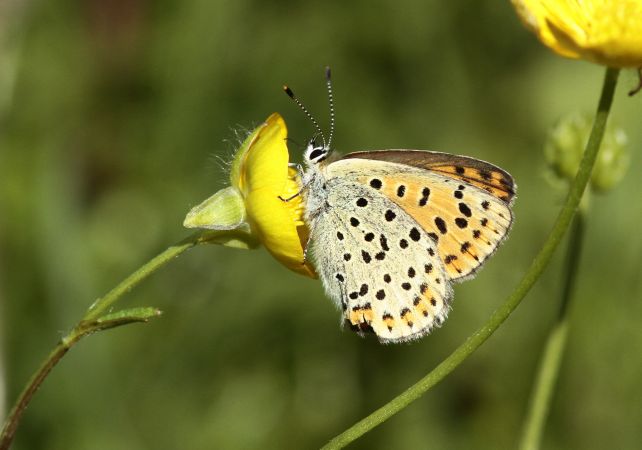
[
  {"x1": 518, "y1": 211, "x2": 586, "y2": 450},
  {"x1": 0, "y1": 232, "x2": 204, "y2": 450},
  {"x1": 0, "y1": 337, "x2": 80, "y2": 450},
  {"x1": 322, "y1": 67, "x2": 620, "y2": 450},
  {"x1": 84, "y1": 232, "x2": 205, "y2": 321}
]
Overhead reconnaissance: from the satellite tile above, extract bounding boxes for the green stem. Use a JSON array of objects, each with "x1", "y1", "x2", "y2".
[
  {"x1": 322, "y1": 67, "x2": 620, "y2": 450},
  {"x1": 518, "y1": 211, "x2": 586, "y2": 450},
  {"x1": 0, "y1": 232, "x2": 205, "y2": 450},
  {"x1": 84, "y1": 232, "x2": 205, "y2": 321}
]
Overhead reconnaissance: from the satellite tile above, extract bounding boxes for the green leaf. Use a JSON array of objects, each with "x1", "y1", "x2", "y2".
[{"x1": 85, "y1": 307, "x2": 162, "y2": 332}]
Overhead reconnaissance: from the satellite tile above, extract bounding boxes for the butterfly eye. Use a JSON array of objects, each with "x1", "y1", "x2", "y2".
[{"x1": 308, "y1": 147, "x2": 327, "y2": 162}]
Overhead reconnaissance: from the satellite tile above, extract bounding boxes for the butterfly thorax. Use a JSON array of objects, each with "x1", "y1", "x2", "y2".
[{"x1": 301, "y1": 141, "x2": 332, "y2": 222}]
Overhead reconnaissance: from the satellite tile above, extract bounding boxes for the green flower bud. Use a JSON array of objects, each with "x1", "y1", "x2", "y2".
[
  {"x1": 183, "y1": 186, "x2": 247, "y2": 231},
  {"x1": 544, "y1": 112, "x2": 629, "y2": 193},
  {"x1": 591, "y1": 126, "x2": 629, "y2": 192},
  {"x1": 183, "y1": 186, "x2": 257, "y2": 249}
]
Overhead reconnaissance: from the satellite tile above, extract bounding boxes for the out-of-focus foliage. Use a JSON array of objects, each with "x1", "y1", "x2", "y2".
[{"x1": 0, "y1": 1, "x2": 641, "y2": 449}]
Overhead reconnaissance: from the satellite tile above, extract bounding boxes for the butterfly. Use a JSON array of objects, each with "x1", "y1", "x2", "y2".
[{"x1": 286, "y1": 68, "x2": 516, "y2": 343}]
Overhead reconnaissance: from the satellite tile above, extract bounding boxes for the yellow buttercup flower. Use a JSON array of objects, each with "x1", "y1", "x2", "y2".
[
  {"x1": 512, "y1": 0, "x2": 642, "y2": 67},
  {"x1": 184, "y1": 113, "x2": 316, "y2": 278}
]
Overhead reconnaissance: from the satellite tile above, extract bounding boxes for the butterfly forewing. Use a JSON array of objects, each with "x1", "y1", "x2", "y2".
[
  {"x1": 343, "y1": 150, "x2": 516, "y2": 204},
  {"x1": 309, "y1": 179, "x2": 452, "y2": 343},
  {"x1": 327, "y1": 153, "x2": 515, "y2": 281}
]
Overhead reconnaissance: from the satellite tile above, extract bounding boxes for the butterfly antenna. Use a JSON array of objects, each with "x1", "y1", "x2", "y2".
[
  {"x1": 325, "y1": 66, "x2": 335, "y2": 149},
  {"x1": 283, "y1": 84, "x2": 326, "y2": 148}
]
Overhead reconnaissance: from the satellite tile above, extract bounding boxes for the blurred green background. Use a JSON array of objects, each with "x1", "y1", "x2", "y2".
[{"x1": 1, "y1": 1, "x2": 641, "y2": 449}]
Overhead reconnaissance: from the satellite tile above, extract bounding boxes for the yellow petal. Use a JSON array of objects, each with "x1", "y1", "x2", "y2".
[
  {"x1": 512, "y1": 0, "x2": 642, "y2": 67},
  {"x1": 241, "y1": 113, "x2": 316, "y2": 278}
]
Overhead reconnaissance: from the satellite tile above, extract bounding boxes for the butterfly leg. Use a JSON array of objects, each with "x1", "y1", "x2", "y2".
[
  {"x1": 629, "y1": 67, "x2": 642, "y2": 96},
  {"x1": 279, "y1": 171, "x2": 309, "y2": 202},
  {"x1": 279, "y1": 192, "x2": 301, "y2": 202},
  {"x1": 287, "y1": 162, "x2": 305, "y2": 178},
  {"x1": 279, "y1": 165, "x2": 308, "y2": 202}
]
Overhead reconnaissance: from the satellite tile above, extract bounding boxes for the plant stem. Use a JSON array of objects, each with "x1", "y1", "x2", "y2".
[
  {"x1": 0, "y1": 232, "x2": 205, "y2": 450},
  {"x1": 321, "y1": 67, "x2": 620, "y2": 450},
  {"x1": 518, "y1": 211, "x2": 586, "y2": 450},
  {"x1": 84, "y1": 232, "x2": 205, "y2": 321}
]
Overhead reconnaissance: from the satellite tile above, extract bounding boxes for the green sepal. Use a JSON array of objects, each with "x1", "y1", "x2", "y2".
[
  {"x1": 197, "y1": 229, "x2": 260, "y2": 250},
  {"x1": 183, "y1": 186, "x2": 246, "y2": 230}
]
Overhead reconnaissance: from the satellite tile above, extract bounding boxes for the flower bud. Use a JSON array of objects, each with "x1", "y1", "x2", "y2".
[{"x1": 544, "y1": 112, "x2": 629, "y2": 192}]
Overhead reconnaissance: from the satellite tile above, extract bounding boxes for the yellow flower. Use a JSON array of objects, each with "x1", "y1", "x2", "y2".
[
  {"x1": 512, "y1": 0, "x2": 642, "y2": 67},
  {"x1": 184, "y1": 113, "x2": 316, "y2": 278}
]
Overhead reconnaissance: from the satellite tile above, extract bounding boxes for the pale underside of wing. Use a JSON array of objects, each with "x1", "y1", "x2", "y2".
[
  {"x1": 326, "y1": 155, "x2": 515, "y2": 281},
  {"x1": 308, "y1": 180, "x2": 452, "y2": 343}
]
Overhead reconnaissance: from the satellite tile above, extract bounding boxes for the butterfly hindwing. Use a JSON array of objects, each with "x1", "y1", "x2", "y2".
[
  {"x1": 326, "y1": 154, "x2": 515, "y2": 281},
  {"x1": 308, "y1": 179, "x2": 452, "y2": 343}
]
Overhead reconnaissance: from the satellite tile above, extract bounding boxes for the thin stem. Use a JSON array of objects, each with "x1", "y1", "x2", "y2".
[
  {"x1": 518, "y1": 211, "x2": 586, "y2": 450},
  {"x1": 0, "y1": 232, "x2": 204, "y2": 450},
  {"x1": 556, "y1": 213, "x2": 585, "y2": 320},
  {"x1": 84, "y1": 232, "x2": 204, "y2": 321},
  {"x1": 0, "y1": 337, "x2": 80, "y2": 450},
  {"x1": 322, "y1": 67, "x2": 620, "y2": 450}
]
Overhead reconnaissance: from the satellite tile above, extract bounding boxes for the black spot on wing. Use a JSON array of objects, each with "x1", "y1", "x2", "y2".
[
  {"x1": 458, "y1": 203, "x2": 472, "y2": 217},
  {"x1": 455, "y1": 218, "x2": 468, "y2": 228},
  {"x1": 380, "y1": 235, "x2": 390, "y2": 251}
]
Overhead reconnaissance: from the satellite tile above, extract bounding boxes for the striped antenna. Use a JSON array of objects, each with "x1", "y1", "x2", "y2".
[
  {"x1": 325, "y1": 66, "x2": 335, "y2": 149},
  {"x1": 283, "y1": 85, "x2": 326, "y2": 148}
]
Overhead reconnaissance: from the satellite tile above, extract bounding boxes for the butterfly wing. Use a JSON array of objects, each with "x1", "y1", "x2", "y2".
[
  {"x1": 327, "y1": 151, "x2": 515, "y2": 281},
  {"x1": 343, "y1": 150, "x2": 516, "y2": 204},
  {"x1": 307, "y1": 178, "x2": 452, "y2": 343}
]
